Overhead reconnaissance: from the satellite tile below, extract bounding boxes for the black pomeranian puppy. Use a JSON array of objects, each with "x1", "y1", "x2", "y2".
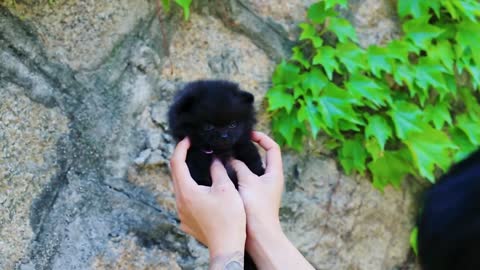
[
  {"x1": 168, "y1": 80, "x2": 264, "y2": 270},
  {"x1": 418, "y1": 149, "x2": 480, "y2": 270},
  {"x1": 168, "y1": 80, "x2": 265, "y2": 187}
]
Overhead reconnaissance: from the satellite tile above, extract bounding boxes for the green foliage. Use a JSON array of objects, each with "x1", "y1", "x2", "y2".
[
  {"x1": 410, "y1": 227, "x2": 419, "y2": 256},
  {"x1": 161, "y1": 0, "x2": 192, "y2": 20},
  {"x1": 267, "y1": 0, "x2": 480, "y2": 190}
]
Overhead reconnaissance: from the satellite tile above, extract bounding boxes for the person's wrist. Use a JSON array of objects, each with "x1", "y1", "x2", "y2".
[
  {"x1": 208, "y1": 231, "x2": 246, "y2": 258},
  {"x1": 245, "y1": 219, "x2": 288, "y2": 267},
  {"x1": 246, "y1": 214, "x2": 282, "y2": 239},
  {"x1": 246, "y1": 216, "x2": 284, "y2": 249}
]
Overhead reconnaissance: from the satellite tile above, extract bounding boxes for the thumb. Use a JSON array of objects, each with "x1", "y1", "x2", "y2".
[
  {"x1": 230, "y1": 159, "x2": 256, "y2": 186},
  {"x1": 210, "y1": 159, "x2": 233, "y2": 187}
]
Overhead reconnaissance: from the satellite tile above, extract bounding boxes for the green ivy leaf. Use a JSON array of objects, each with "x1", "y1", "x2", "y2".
[
  {"x1": 298, "y1": 97, "x2": 326, "y2": 138},
  {"x1": 450, "y1": 127, "x2": 478, "y2": 162},
  {"x1": 318, "y1": 83, "x2": 362, "y2": 131},
  {"x1": 442, "y1": 0, "x2": 459, "y2": 19},
  {"x1": 465, "y1": 64, "x2": 480, "y2": 89},
  {"x1": 335, "y1": 42, "x2": 367, "y2": 73},
  {"x1": 404, "y1": 16, "x2": 444, "y2": 49},
  {"x1": 456, "y1": 21, "x2": 480, "y2": 65},
  {"x1": 428, "y1": 40, "x2": 454, "y2": 73},
  {"x1": 299, "y1": 23, "x2": 323, "y2": 48},
  {"x1": 368, "y1": 149, "x2": 414, "y2": 190},
  {"x1": 339, "y1": 135, "x2": 368, "y2": 175},
  {"x1": 272, "y1": 60, "x2": 301, "y2": 87},
  {"x1": 299, "y1": 23, "x2": 315, "y2": 40},
  {"x1": 327, "y1": 17, "x2": 358, "y2": 43},
  {"x1": 367, "y1": 45, "x2": 394, "y2": 77},
  {"x1": 453, "y1": 0, "x2": 480, "y2": 22},
  {"x1": 459, "y1": 87, "x2": 480, "y2": 120},
  {"x1": 266, "y1": 86, "x2": 295, "y2": 113},
  {"x1": 313, "y1": 46, "x2": 340, "y2": 80},
  {"x1": 365, "y1": 115, "x2": 393, "y2": 151},
  {"x1": 392, "y1": 63, "x2": 416, "y2": 90},
  {"x1": 302, "y1": 68, "x2": 329, "y2": 97},
  {"x1": 365, "y1": 137, "x2": 382, "y2": 160},
  {"x1": 175, "y1": 0, "x2": 192, "y2": 20},
  {"x1": 272, "y1": 109, "x2": 302, "y2": 147},
  {"x1": 414, "y1": 58, "x2": 449, "y2": 97},
  {"x1": 307, "y1": 2, "x2": 335, "y2": 24},
  {"x1": 338, "y1": 119, "x2": 361, "y2": 132},
  {"x1": 398, "y1": 0, "x2": 440, "y2": 19},
  {"x1": 387, "y1": 40, "x2": 414, "y2": 63},
  {"x1": 291, "y1": 47, "x2": 311, "y2": 69},
  {"x1": 456, "y1": 113, "x2": 480, "y2": 145},
  {"x1": 388, "y1": 101, "x2": 424, "y2": 139},
  {"x1": 423, "y1": 102, "x2": 452, "y2": 130},
  {"x1": 345, "y1": 75, "x2": 391, "y2": 108},
  {"x1": 410, "y1": 227, "x2": 419, "y2": 256},
  {"x1": 325, "y1": 0, "x2": 348, "y2": 9},
  {"x1": 405, "y1": 126, "x2": 457, "y2": 182}
]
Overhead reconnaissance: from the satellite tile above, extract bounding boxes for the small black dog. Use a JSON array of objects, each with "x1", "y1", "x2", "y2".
[
  {"x1": 168, "y1": 80, "x2": 264, "y2": 269},
  {"x1": 418, "y1": 149, "x2": 480, "y2": 270}
]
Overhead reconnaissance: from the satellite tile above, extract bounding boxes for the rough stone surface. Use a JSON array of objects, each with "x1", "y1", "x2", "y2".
[
  {"x1": 160, "y1": 13, "x2": 275, "y2": 104},
  {"x1": 244, "y1": 0, "x2": 317, "y2": 39},
  {"x1": 345, "y1": 0, "x2": 401, "y2": 47},
  {"x1": 0, "y1": 0, "x2": 417, "y2": 269},
  {"x1": 93, "y1": 235, "x2": 182, "y2": 270},
  {"x1": 0, "y1": 86, "x2": 69, "y2": 270},
  {"x1": 281, "y1": 155, "x2": 416, "y2": 270},
  {"x1": 9, "y1": 0, "x2": 152, "y2": 70}
]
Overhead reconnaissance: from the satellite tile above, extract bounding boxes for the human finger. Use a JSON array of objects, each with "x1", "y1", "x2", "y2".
[
  {"x1": 170, "y1": 137, "x2": 197, "y2": 190},
  {"x1": 251, "y1": 131, "x2": 282, "y2": 174},
  {"x1": 210, "y1": 159, "x2": 232, "y2": 187},
  {"x1": 230, "y1": 159, "x2": 256, "y2": 185}
]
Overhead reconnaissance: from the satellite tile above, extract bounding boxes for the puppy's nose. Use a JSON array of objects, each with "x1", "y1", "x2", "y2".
[{"x1": 221, "y1": 133, "x2": 228, "y2": 139}]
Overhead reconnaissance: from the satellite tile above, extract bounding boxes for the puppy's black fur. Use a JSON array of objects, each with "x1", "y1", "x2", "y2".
[
  {"x1": 168, "y1": 80, "x2": 264, "y2": 269},
  {"x1": 418, "y1": 149, "x2": 480, "y2": 270}
]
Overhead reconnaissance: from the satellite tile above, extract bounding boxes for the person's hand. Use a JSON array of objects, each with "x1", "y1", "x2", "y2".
[
  {"x1": 231, "y1": 132, "x2": 315, "y2": 270},
  {"x1": 230, "y1": 131, "x2": 284, "y2": 238},
  {"x1": 170, "y1": 138, "x2": 246, "y2": 258}
]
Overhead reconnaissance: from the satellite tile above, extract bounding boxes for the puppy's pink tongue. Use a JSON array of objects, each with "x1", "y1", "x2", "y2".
[{"x1": 203, "y1": 149, "x2": 214, "y2": 154}]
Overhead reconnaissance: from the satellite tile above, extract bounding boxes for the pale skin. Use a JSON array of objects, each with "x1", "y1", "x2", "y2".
[{"x1": 170, "y1": 131, "x2": 315, "y2": 270}]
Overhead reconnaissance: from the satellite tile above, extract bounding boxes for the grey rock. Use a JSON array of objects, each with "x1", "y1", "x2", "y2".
[
  {"x1": 0, "y1": 86, "x2": 68, "y2": 270},
  {"x1": 146, "y1": 150, "x2": 168, "y2": 166},
  {"x1": 194, "y1": 0, "x2": 294, "y2": 61},
  {"x1": 147, "y1": 132, "x2": 162, "y2": 150},
  {"x1": 134, "y1": 149, "x2": 152, "y2": 166},
  {"x1": 151, "y1": 101, "x2": 169, "y2": 128}
]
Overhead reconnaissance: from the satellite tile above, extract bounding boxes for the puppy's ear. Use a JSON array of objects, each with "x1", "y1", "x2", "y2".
[{"x1": 238, "y1": 91, "x2": 254, "y2": 104}]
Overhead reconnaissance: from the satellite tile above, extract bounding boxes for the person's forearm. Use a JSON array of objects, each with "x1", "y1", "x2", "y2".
[{"x1": 246, "y1": 223, "x2": 315, "y2": 270}]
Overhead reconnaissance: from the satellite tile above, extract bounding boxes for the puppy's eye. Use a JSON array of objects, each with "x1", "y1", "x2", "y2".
[
  {"x1": 203, "y1": 124, "x2": 215, "y2": 131},
  {"x1": 228, "y1": 121, "x2": 237, "y2": 128}
]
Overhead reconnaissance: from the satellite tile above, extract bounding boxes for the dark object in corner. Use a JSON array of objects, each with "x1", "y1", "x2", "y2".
[
  {"x1": 168, "y1": 80, "x2": 265, "y2": 270},
  {"x1": 418, "y1": 149, "x2": 480, "y2": 270}
]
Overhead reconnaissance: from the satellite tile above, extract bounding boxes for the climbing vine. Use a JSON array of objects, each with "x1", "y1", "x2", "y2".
[
  {"x1": 267, "y1": 0, "x2": 480, "y2": 190},
  {"x1": 161, "y1": 0, "x2": 192, "y2": 20}
]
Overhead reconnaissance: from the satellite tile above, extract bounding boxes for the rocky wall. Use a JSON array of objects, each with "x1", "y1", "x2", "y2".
[{"x1": 0, "y1": 0, "x2": 417, "y2": 269}]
